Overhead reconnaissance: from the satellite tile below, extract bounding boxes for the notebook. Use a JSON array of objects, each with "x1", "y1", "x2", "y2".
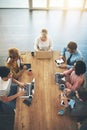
[
  {"x1": 19, "y1": 78, "x2": 35, "y2": 98},
  {"x1": 35, "y1": 51, "x2": 53, "y2": 59}
]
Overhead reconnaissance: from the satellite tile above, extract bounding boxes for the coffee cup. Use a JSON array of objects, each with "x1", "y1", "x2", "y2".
[{"x1": 31, "y1": 52, "x2": 34, "y2": 56}]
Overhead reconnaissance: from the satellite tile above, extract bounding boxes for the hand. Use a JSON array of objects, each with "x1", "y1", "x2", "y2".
[
  {"x1": 59, "y1": 73, "x2": 64, "y2": 78},
  {"x1": 19, "y1": 82, "x2": 27, "y2": 88},
  {"x1": 61, "y1": 92, "x2": 66, "y2": 98},
  {"x1": 17, "y1": 91, "x2": 26, "y2": 97},
  {"x1": 58, "y1": 56, "x2": 63, "y2": 59},
  {"x1": 65, "y1": 88, "x2": 71, "y2": 93},
  {"x1": 58, "y1": 64, "x2": 67, "y2": 69},
  {"x1": 23, "y1": 65, "x2": 27, "y2": 70},
  {"x1": 60, "y1": 94, "x2": 69, "y2": 107},
  {"x1": 58, "y1": 79, "x2": 66, "y2": 84}
]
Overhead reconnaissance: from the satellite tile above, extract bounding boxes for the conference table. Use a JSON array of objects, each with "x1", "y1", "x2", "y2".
[{"x1": 14, "y1": 51, "x2": 77, "y2": 130}]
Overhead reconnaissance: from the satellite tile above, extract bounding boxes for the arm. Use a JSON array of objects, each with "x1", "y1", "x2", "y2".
[
  {"x1": 12, "y1": 78, "x2": 26, "y2": 88},
  {"x1": 66, "y1": 50, "x2": 83, "y2": 69},
  {"x1": 63, "y1": 68, "x2": 74, "y2": 76},
  {"x1": 58, "y1": 47, "x2": 66, "y2": 60},
  {"x1": 66, "y1": 64, "x2": 74, "y2": 69},
  {"x1": 65, "y1": 75, "x2": 84, "y2": 91},
  {"x1": 0, "y1": 91, "x2": 25, "y2": 102},
  {"x1": 61, "y1": 47, "x2": 67, "y2": 57},
  {"x1": 34, "y1": 37, "x2": 40, "y2": 51},
  {"x1": 65, "y1": 81, "x2": 80, "y2": 91},
  {"x1": 48, "y1": 37, "x2": 53, "y2": 51}
]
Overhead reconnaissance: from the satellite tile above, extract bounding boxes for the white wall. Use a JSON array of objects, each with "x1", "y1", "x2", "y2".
[{"x1": 0, "y1": 0, "x2": 29, "y2": 8}]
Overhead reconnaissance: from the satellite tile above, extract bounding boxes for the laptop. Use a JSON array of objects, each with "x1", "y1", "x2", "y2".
[
  {"x1": 19, "y1": 78, "x2": 35, "y2": 98},
  {"x1": 35, "y1": 51, "x2": 53, "y2": 59}
]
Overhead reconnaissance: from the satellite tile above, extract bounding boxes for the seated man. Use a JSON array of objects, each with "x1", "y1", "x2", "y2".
[
  {"x1": 0, "y1": 66, "x2": 26, "y2": 110},
  {"x1": 58, "y1": 41, "x2": 83, "y2": 69}
]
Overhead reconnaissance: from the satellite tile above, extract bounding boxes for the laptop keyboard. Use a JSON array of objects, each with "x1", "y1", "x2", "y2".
[
  {"x1": 24, "y1": 84, "x2": 32, "y2": 96},
  {"x1": 19, "y1": 78, "x2": 35, "y2": 98}
]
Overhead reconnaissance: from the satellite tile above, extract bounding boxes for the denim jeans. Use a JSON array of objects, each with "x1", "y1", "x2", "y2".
[{"x1": 5, "y1": 83, "x2": 18, "y2": 110}]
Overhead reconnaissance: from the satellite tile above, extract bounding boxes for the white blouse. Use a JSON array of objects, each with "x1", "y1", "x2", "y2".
[
  {"x1": 0, "y1": 77, "x2": 12, "y2": 97},
  {"x1": 34, "y1": 36, "x2": 53, "y2": 51}
]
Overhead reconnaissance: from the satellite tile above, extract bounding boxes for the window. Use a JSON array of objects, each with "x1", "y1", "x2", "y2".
[
  {"x1": 32, "y1": 0, "x2": 47, "y2": 8},
  {"x1": 30, "y1": 0, "x2": 87, "y2": 10},
  {"x1": 0, "y1": 0, "x2": 29, "y2": 8},
  {"x1": 49, "y1": 0, "x2": 64, "y2": 8},
  {"x1": 67, "y1": 0, "x2": 83, "y2": 8}
]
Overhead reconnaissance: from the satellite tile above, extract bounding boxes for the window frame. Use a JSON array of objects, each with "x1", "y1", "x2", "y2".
[{"x1": 29, "y1": 0, "x2": 87, "y2": 11}]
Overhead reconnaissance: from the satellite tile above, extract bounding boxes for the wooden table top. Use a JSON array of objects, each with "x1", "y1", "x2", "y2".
[{"x1": 14, "y1": 51, "x2": 77, "y2": 130}]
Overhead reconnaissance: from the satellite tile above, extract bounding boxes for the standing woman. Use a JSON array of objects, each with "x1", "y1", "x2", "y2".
[{"x1": 34, "y1": 28, "x2": 53, "y2": 51}]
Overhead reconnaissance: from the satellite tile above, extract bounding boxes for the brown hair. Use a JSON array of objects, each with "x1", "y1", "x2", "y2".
[
  {"x1": 8, "y1": 48, "x2": 20, "y2": 58},
  {"x1": 67, "y1": 41, "x2": 77, "y2": 50}
]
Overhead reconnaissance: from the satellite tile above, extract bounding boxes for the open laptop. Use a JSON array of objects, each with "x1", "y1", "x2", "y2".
[
  {"x1": 35, "y1": 51, "x2": 53, "y2": 59},
  {"x1": 19, "y1": 78, "x2": 35, "y2": 98}
]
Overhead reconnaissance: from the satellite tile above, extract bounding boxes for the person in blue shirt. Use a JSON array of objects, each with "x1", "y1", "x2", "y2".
[{"x1": 58, "y1": 41, "x2": 83, "y2": 69}]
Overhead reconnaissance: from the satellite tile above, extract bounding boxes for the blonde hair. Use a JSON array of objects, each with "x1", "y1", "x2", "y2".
[
  {"x1": 8, "y1": 48, "x2": 20, "y2": 58},
  {"x1": 41, "y1": 29, "x2": 48, "y2": 37}
]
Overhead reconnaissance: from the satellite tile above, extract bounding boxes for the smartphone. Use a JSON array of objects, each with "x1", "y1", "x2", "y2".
[
  {"x1": 68, "y1": 99, "x2": 75, "y2": 109},
  {"x1": 21, "y1": 63, "x2": 31, "y2": 70}
]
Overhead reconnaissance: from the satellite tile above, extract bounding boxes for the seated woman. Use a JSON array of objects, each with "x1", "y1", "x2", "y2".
[
  {"x1": 58, "y1": 41, "x2": 83, "y2": 69},
  {"x1": 5, "y1": 48, "x2": 27, "y2": 79},
  {"x1": 34, "y1": 28, "x2": 53, "y2": 51},
  {"x1": 55, "y1": 60, "x2": 86, "y2": 91}
]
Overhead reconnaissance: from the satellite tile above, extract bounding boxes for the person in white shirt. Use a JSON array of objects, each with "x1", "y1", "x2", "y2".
[
  {"x1": 0, "y1": 66, "x2": 26, "y2": 110},
  {"x1": 34, "y1": 28, "x2": 53, "y2": 51}
]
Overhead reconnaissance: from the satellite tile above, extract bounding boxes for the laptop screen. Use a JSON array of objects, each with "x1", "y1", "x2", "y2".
[
  {"x1": 19, "y1": 79, "x2": 35, "y2": 98},
  {"x1": 35, "y1": 51, "x2": 53, "y2": 59}
]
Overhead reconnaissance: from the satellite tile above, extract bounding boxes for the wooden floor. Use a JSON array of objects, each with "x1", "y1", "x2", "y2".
[
  {"x1": 0, "y1": 9, "x2": 87, "y2": 81},
  {"x1": 0, "y1": 9, "x2": 87, "y2": 55}
]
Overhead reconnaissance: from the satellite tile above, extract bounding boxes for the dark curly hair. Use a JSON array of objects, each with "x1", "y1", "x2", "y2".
[
  {"x1": 0, "y1": 66, "x2": 10, "y2": 78},
  {"x1": 75, "y1": 60, "x2": 86, "y2": 76}
]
